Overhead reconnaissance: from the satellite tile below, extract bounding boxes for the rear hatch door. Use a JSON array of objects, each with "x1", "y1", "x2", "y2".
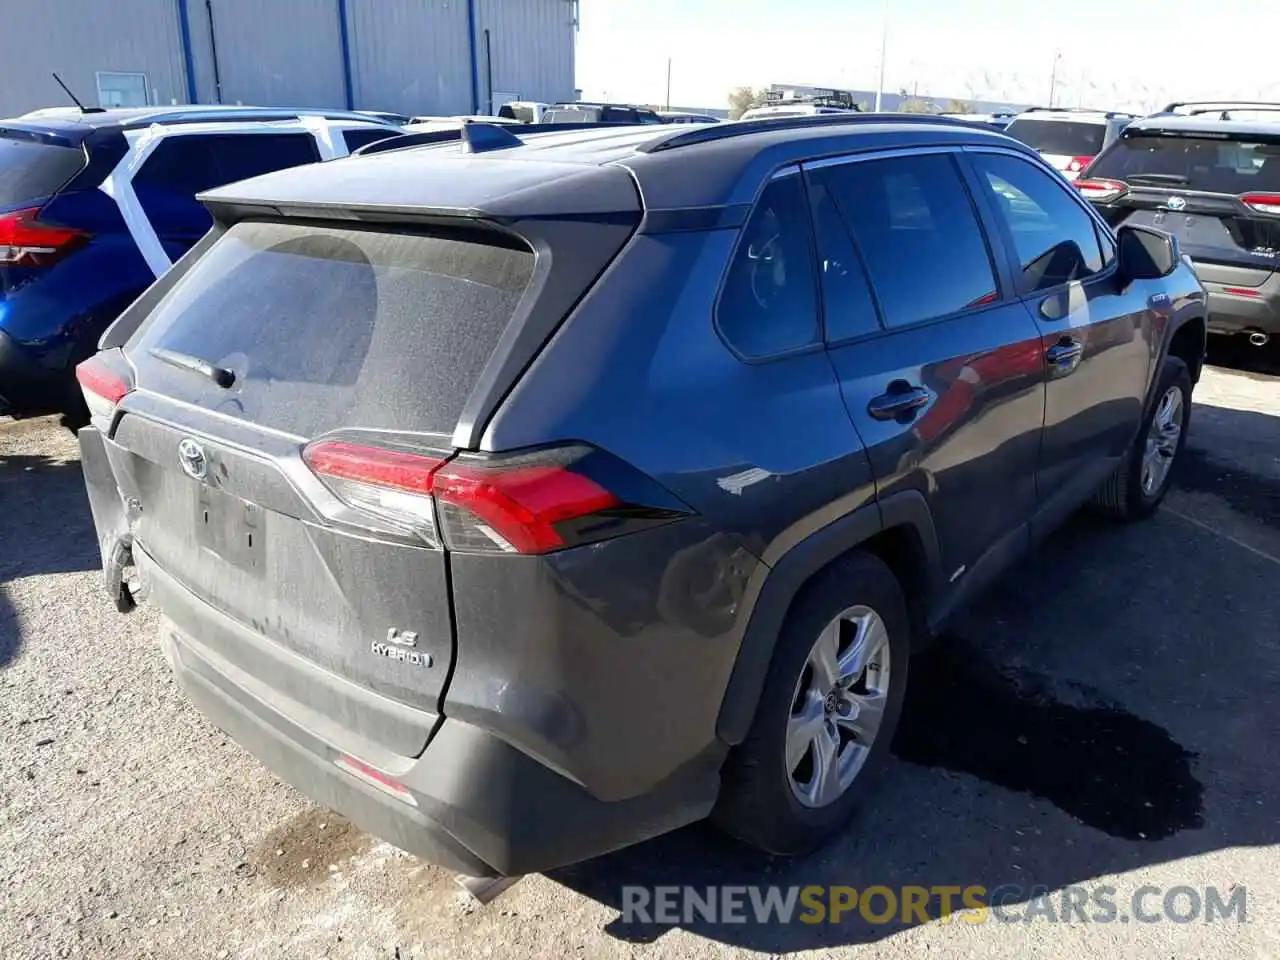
[
  {"x1": 109, "y1": 218, "x2": 536, "y2": 750},
  {"x1": 1084, "y1": 129, "x2": 1280, "y2": 285}
]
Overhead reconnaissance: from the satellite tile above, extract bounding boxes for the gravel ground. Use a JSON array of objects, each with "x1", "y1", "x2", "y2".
[{"x1": 2, "y1": 346, "x2": 1278, "y2": 959}]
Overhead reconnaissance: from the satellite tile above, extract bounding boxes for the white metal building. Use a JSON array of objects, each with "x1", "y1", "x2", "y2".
[{"x1": 0, "y1": 0, "x2": 578, "y2": 118}]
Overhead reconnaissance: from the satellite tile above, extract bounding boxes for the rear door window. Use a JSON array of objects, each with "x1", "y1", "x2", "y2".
[
  {"x1": 973, "y1": 152, "x2": 1105, "y2": 291},
  {"x1": 807, "y1": 175, "x2": 882, "y2": 342},
  {"x1": 208, "y1": 133, "x2": 319, "y2": 184},
  {"x1": 133, "y1": 136, "x2": 221, "y2": 240},
  {"x1": 0, "y1": 136, "x2": 86, "y2": 205},
  {"x1": 1006, "y1": 119, "x2": 1107, "y2": 156},
  {"x1": 1087, "y1": 133, "x2": 1280, "y2": 194},
  {"x1": 715, "y1": 171, "x2": 820, "y2": 358},
  {"x1": 135, "y1": 132, "x2": 320, "y2": 243},
  {"x1": 131, "y1": 220, "x2": 534, "y2": 438},
  {"x1": 809, "y1": 153, "x2": 998, "y2": 328}
]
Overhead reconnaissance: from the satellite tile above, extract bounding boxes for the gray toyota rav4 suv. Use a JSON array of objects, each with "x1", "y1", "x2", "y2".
[
  {"x1": 76, "y1": 116, "x2": 1207, "y2": 881},
  {"x1": 1077, "y1": 101, "x2": 1280, "y2": 346}
]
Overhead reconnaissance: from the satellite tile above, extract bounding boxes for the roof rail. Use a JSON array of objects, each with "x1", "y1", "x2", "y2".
[
  {"x1": 638, "y1": 111, "x2": 998, "y2": 154},
  {"x1": 1182, "y1": 105, "x2": 1280, "y2": 120},
  {"x1": 1018, "y1": 106, "x2": 1135, "y2": 119},
  {"x1": 121, "y1": 107, "x2": 391, "y2": 129},
  {"x1": 551, "y1": 100, "x2": 649, "y2": 110},
  {"x1": 1159, "y1": 99, "x2": 1280, "y2": 115}
]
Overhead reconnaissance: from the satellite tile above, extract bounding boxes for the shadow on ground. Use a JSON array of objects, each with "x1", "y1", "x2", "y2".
[
  {"x1": 551, "y1": 403, "x2": 1280, "y2": 950},
  {"x1": 1206, "y1": 336, "x2": 1280, "y2": 378},
  {"x1": 1, "y1": 445, "x2": 99, "y2": 667}
]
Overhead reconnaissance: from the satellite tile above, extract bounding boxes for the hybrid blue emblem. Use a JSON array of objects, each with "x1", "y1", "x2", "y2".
[
  {"x1": 178, "y1": 438, "x2": 207, "y2": 481},
  {"x1": 1165, "y1": 196, "x2": 1187, "y2": 212}
]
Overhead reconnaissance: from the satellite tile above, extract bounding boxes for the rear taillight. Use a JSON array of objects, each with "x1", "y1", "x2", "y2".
[
  {"x1": 0, "y1": 207, "x2": 89, "y2": 268},
  {"x1": 1241, "y1": 193, "x2": 1280, "y2": 216},
  {"x1": 303, "y1": 440, "x2": 443, "y2": 543},
  {"x1": 1065, "y1": 155, "x2": 1095, "y2": 176},
  {"x1": 302, "y1": 439, "x2": 663, "y2": 555},
  {"x1": 74, "y1": 355, "x2": 132, "y2": 420},
  {"x1": 432, "y1": 460, "x2": 619, "y2": 554},
  {"x1": 1075, "y1": 178, "x2": 1128, "y2": 203}
]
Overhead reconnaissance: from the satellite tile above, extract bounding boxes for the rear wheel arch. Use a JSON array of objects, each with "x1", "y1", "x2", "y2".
[
  {"x1": 715, "y1": 491, "x2": 941, "y2": 745},
  {"x1": 1166, "y1": 314, "x2": 1206, "y2": 385}
]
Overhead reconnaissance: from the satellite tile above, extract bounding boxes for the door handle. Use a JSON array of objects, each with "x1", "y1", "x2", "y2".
[
  {"x1": 868, "y1": 381, "x2": 931, "y2": 421},
  {"x1": 1045, "y1": 338, "x2": 1083, "y2": 369}
]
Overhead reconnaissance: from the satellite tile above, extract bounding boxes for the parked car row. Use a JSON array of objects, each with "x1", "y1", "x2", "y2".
[
  {"x1": 66, "y1": 109, "x2": 1204, "y2": 894},
  {"x1": 923, "y1": 99, "x2": 1280, "y2": 347}
]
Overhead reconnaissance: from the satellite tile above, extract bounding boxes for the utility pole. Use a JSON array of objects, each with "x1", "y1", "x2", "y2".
[
  {"x1": 1048, "y1": 49, "x2": 1062, "y2": 108},
  {"x1": 874, "y1": 0, "x2": 889, "y2": 110},
  {"x1": 665, "y1": 57, "x2": 671, "y2": 111}
]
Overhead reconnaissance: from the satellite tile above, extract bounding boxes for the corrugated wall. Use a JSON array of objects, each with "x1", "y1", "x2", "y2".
[
  {"x1": 0, "y1": 0, "x2": 188, "y2": 116},
  {"x1": 346, "y1": 0, "x2": 473, "y2": 116},
  {"x1": 345, "y1": 0, "x2": 575, "y2": 117},
  {"x1": 474, "y1": 0, "x2": 576, "y2": 113},
  {"x1": 0, "y1": 0, "x2": 575, "y2": 119},
  {"x1": 185, "y1": 0, "x2": 347, "y2": 108}
]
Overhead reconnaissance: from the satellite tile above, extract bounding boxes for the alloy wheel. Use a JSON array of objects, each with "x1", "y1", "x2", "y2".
[
  {"x1": 1141, "y1": 385, "x2": 1184, "y2": 496},
  {"x1": 786, "y1": 605, "x2": 891, "y2": 808}
]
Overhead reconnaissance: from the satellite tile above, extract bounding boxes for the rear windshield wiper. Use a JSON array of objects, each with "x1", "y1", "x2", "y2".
[
  {"x1": 149, "y1": 347, "x2": 236, "y2": 389},
  {"x1": 1126, "y1": 173, "x2": 1190, "y2": 185}
]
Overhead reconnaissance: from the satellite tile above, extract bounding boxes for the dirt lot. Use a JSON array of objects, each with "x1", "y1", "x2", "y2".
[{"x1": 2, "y1": 346, "x2": 1278, "y2": 959}]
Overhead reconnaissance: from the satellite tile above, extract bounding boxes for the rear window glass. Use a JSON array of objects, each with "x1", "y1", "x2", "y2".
[
  {"x1": 0, "y1": 136, "x2": 85, "y2": 205},
  {"x1": 132, "y1": 220, "x2": 534, "y2": 438},
  {"x1": 1087, "y1": 134, "x2": 1280, "y2": 194},
  {"x1": 1006, "y1": 119, "x2": 1107, "y2": 156}
]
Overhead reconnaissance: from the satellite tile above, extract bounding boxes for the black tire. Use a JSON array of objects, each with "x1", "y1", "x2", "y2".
[
  {"x1": 60, "y1": 382, "x2": 90, "y2": 434},
  {"x1": 1092, "y1": 355, "x2": 1192, "y2": 521},
  {"x1": 712, "y1": 551, "x2": 911, "y2": 855}
]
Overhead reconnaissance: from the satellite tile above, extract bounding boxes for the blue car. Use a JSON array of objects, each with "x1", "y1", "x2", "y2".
[{"x1": 0, "y1": 106, "x2": 400, "y2": 425}]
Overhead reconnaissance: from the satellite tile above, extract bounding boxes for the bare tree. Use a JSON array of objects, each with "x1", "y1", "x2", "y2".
[
  {"x1": 727, "y1": 86, "x2": 769, "y2": 120},
  {"x1": 898, "y1": 97, "x2": 936, "y2": 114}
]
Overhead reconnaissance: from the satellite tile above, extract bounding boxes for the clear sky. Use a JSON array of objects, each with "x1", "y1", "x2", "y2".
[{"x1": 576, "y1": 0, "x2": 1280, "y2": 113}]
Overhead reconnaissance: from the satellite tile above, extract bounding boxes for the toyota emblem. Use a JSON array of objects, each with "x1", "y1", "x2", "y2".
[
  {"x1": 1165, "y1": 196, "x2": 1187, "y2": 212},
  {"x1": 177, "y1": 438, "x2": 208, "y2": 481}
]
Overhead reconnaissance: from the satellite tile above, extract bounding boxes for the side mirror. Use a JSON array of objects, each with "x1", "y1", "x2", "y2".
[{"x1": 1116, "y1": 224, "x2": 1178, "y2": 283}]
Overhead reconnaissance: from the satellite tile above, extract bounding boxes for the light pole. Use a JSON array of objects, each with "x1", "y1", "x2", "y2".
[
  {"x1": 874, "y1": 0, "x2": 889, "y2": 111},
  {"x1": 1048, "y1": 49, "x2": 1062, "y2": 108},
  {"x1": 665, "y1": 57, "x2": 672, "y2": 111}
]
